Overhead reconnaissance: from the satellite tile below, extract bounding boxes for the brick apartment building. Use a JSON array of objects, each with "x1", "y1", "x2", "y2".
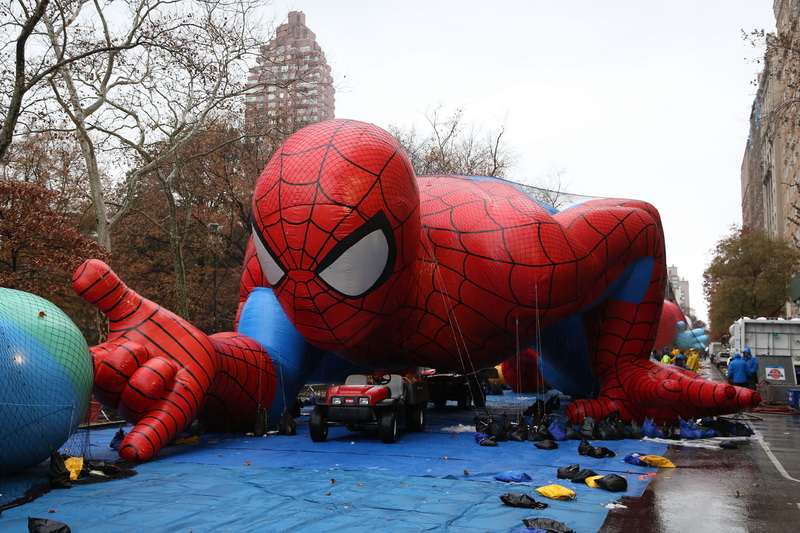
[{"x1": 246, "y1": 11, "x2": 335, "y2": 137}]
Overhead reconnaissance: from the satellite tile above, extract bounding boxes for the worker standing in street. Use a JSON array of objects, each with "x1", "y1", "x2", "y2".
[
  {"x1": 727, "y1": 352, "x2": 748, "y2": 387},
  {"x1": 743, "y1": 348, "x2": 759, "y2": 390}
]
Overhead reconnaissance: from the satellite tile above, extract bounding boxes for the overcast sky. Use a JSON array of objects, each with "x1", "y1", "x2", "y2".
[{"x1": 266, "y1": 0, "x2": 776, "y2": 325}]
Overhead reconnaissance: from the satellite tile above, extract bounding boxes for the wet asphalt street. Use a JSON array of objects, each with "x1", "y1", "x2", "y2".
[{"x1": 601, "y1": 363, "x2": 800, "y2": 533}]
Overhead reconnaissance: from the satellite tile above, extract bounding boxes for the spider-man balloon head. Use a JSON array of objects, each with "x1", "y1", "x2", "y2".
[{"x1": 252, "y1": 120, "x2": 421, "y2": 351}]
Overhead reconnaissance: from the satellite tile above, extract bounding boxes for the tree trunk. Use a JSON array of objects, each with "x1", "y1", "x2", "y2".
[
  {"x1": 75, "y1": 124, "x2": 112, "y2": 251},
  {"x1": 163, "y1": 168, "x2": 189, "y2": 319}
]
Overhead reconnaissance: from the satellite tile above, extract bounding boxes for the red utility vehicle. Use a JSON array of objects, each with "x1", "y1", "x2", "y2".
[{"x1": 309, "y1": 372, "x2": 429, "y2": 443}]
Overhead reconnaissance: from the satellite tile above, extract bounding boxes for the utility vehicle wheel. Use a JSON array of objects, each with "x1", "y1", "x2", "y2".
[
  {"x1": 406, "y1": 405, "x2": 425, "y2": 432},
  {"x1": 309, "y1": 406, "x2": 328, "y2": 442},
  {"x1": 379, "y1": 411, "x2": 398, "y2": 443}
]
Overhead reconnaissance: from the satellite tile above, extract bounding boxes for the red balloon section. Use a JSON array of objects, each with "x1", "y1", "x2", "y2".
[
  {"x1": 500, "y1": 349, "x2": 548, "y2": 394},
  {"x1": 75, "y1": 120, "x2": 759, "y2": 461}
]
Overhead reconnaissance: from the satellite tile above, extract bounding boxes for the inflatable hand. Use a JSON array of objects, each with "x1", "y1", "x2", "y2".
[
  {"x1": 674, "y1": 321, "x2": 709, "y2": 351},
  {"x1": 72, "y1": 260, "x2": 218, "y2": 461},
  {"x1": 565, "y1": 358, "x2": 759, "y2": 424}
]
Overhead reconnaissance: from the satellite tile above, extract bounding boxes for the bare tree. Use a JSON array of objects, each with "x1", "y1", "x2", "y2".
[
  {"x1": 0, "y1": 0, "x2": 50, "y2": 160},
  {"x1": 527, "y1": 165, "x2": 571, "y2": 210},
  {"x1": 389, "y1": 106, "x2": 516, "y2": 178},
  {"x1": 18, "y1": 0, "x2": 314, "y2": 318},
  {"x1": 388, "y1": 107, "x2": 586, "y2": 211},
  {"x1": 36, "y1": 1, "x2": 257, "y2": 249},
  {"x1": 0, "y1": 0, "x2": 149, "y2": 160}
]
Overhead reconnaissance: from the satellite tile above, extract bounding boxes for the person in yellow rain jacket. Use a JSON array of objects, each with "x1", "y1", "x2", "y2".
[
  {"x1": 686, "y1": 348, "x2": 700, "y2": 373},
  {"x1": 670, "y1": 347, "x2": 681, "y2": 364},
  {"x1": 660, "y1": 349, "x2": 672, "y2": 364}
]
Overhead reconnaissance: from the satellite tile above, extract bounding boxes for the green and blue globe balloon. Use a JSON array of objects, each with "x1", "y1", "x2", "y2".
[{"x1": 0, "y1": 288, "x2": 93, "y2": 475}]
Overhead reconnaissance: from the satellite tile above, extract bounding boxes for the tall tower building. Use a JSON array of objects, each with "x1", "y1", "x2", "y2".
[
  {"x1": 667, "y1": 265, "x2": 690, "y2": 314},
  {"x1": 246, "y1": 11, "x2": 335, "y2": 137}
]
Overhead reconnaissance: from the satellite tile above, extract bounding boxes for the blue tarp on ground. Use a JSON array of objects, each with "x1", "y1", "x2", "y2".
[{"x1": 1, "y1": 393, "x2": 669, "y2": 532}]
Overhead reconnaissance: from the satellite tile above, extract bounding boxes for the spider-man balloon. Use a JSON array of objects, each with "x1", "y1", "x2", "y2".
[{"x1": 74, "y1": 119, "x2": 758, "y2": 461}]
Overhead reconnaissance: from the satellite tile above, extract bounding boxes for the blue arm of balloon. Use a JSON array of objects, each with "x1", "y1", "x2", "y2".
[
  {"x1": 237, "y1": 287, "x2": 323, "y2": 423},
  {"x1": 674, "y1": 321, "x2": 709, "y2": 350}
]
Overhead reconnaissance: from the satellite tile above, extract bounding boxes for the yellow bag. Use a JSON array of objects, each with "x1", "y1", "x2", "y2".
[
  {"x1": 64, "y1": 456, "x2": 84, "y2": 481},
  {"x1": 640, "y1": 455, "x2": 675, "y2": 468},
  {"x1": 535, "y1": 484, "x2": 576, "y2": 500},
  {"x1": 584, "y1": 475, "x2": 604, "y2": 488}
]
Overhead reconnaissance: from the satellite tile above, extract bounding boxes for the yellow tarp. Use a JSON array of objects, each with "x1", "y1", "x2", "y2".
[
  {"x1": 585, "y1": 475, "x2": 604, "y2": 488},
  {"x1": 64, "y1": 456, "x2": 84, "y2": 480},
  {"x1": 535, "y1": 484, "x2": 576, "y2": 500},
  {"x1": 641, "y1": 455, "x2": 675, "y2": 468}
]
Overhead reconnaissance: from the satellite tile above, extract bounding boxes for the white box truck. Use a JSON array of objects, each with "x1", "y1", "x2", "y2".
[{"x1": 728, "y1": 317, "x2": 800, "y2": 387}]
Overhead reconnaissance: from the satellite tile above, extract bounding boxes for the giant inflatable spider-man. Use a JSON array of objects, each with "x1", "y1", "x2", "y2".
[{"x1": 73, "y1": 120, "x2": 758, "y2": 461}]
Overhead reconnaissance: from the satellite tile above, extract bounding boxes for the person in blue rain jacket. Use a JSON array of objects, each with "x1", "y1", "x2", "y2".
[
  {"x1": 727, "y1": 352, "x2": 748, "y2": 387},
  {"x1": 743, "y1": 348, "x2": 759, "y2": 390}
]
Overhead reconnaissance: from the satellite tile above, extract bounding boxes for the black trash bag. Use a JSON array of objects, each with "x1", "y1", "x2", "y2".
[
  {"x1": 565, "y1": 425, "x2": 583, "y2": 440},
  {"x1": 570, "y1": 468, "x2": 598, "y2": 483},
  {"x1": 577, "y1": 438, "x2": 593, "y2": 456},
  {"x1": 557, "y1": 463, "x2": 581, "y2": 479},
  {"x1": 522, "y1": 517, "x2": 576, "y2": 533},
  {"x1": 598, "y1": 411, "x2": 625, "y2": 440},
  {"x1": 545, "y1": 394, "x2": 561, "y2": 412},
  {"x1": 699, "y1": 416, "x2": 717, "y2": 427},
  {"x1": 594, "y1": 473, "x2": 628, "y2": 492},
  {"x1": 662, "y1": 424, "x2": 680, "y2": 440},
  {"x1": 28, "y1": 517, "x2": 71, "y2": 533},
  {"x1": 254, "y1": 406, "x2": 268, "y2": 437},
  {"x1": 579, "y1": 416, "x2": 599, "y2": 439},
  {"x1": 578, "y1": 438, "x2": 616, "y2": 458},
  {"x1": 474, "y1": 415, "x2": 491, "y2": 434},
  {"x1": 479, "y1": 435, "x2": 499, "y2": 447},
  {"x1": 47, "y1": 452, "x2": 72, "y2": 489},
  {"x1": 535, "y1": 439, "x2": 558, "y2": 450},
  {"x1": 731, "y1": 422, "x2": 754, "y2": 437},
  {"x1": 590, "y1": 446, "x2": 616, "y2": 458},
  {"x1": 278, "y1": 410, "x2": 297, "y2": 436},
  {"x1": 701, "y1": 417, "x2": 731, "y2": 437},
  {"x1": 598, "y1": 420, "x2": 621, "y2": 440},
  {"x1": 627, "y1": 419, "x2": 644, "y2": 440},
  {"x1": 508, "y1": 422, "x2": 529, "y2": 442},
  {"x1": 507, "y1": 413, "x2": 529, "y2": 441},
  {"x1": 523, "y1": 400, "x2": 548, "y2": 425},
  {"x1": 501, "y1": 412, "x2": 513, "y2": 433},
  {"x1": 528, "y1": 422, "x2": 554, "y2": 442},
  {"x1": 490, "y1": 417, "x2": 509, "y2": 442},
  {"x1": 109, "y1": 428, "x2": 125, "y2": 450},
  {"x1": 704, "y1": 417, "x2": 752, "y2": 437},
  {"x1": 500, "y1": 493, "x2": 549, "y2": 509},
  {"x1": 183, "y1": 419, "x2": 206, "y2": 437},
  {"x1": 77, "y1": 460, "x2": 137, "y2": 484}
]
